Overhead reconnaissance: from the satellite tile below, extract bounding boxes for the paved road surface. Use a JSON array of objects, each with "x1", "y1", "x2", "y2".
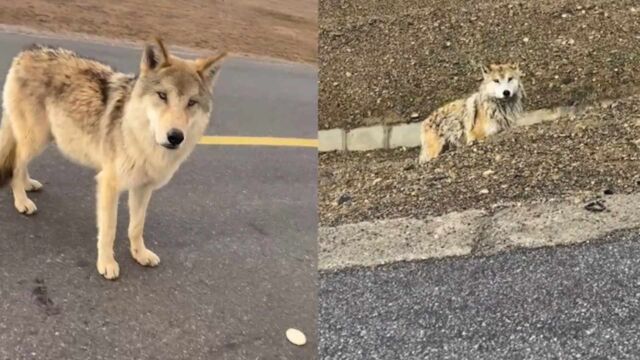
[
  {"x1": 320, "y1": 229, "x2": 640, "y2": 359},
  {"x1": 0, "y1": 32, "x2": 317, "y2": 359}
]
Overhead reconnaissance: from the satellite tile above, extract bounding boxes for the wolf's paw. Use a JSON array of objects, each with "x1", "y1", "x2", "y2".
[
  {"x1": 131, "y1": 247, "x2": 160, "y2": 267},
  {"x1": 418, "y1": 155, "x2": 430, "y2": 164},
  {"x1": 14, "y1": 198, "x2": 37, "y2": 215},
  {"x1": 97, "y1": 257, "x2": 120, "y2": 280},
  {"x1": 26, "y1": 179, "x2": 43, "y2": 192}
]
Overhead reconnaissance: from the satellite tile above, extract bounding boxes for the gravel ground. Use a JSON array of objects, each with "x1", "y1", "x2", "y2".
[
  {"x1": 319, "y1": 95, "x2": 640, "y2": 226},
  {"x1": 0, "y1": 0, "x2": 317, "y2": 62},
  {"x1": 319, "y1": 0, "x2": 640, "y2": 129}
]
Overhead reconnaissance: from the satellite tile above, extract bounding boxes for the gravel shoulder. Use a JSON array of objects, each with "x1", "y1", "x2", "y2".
[
  {"x1": 319, "y1": 95, "x2": 640, "y2": 226},
  {"x1": 319, "y1": 193, "x2": 640, "y2": 271},
  {"x1": 0, "y1": 0, "x2": 317, "y2": 63},
  {"x1": 319, "y1": 0, "x2": 640, "y2": 129}
]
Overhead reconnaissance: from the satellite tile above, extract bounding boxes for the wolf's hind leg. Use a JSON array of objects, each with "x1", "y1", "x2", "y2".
[
  {"x1": 419, "y1": 125, "x2": 444, "y2": 164},
  {"x1": 10, "y1": 149, "x2": 37, "y2": 215},
  {"x1": 11, "y1": 133, "x2": 48, "y2": 214},
  {"x1": 9, "y1": 106, "x2": 49, "y2": 214},
  {"x1": 127, "y1": 185, "x2": 160, "y2": 267}
]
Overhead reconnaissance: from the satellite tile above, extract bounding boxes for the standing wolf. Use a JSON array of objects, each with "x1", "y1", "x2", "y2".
[
  {"x1": 419, "y1": 63, "x2": 525, "y2": 163},
  {"x1": 0, "y1": 38, "x2": 225, "y2": 279}
]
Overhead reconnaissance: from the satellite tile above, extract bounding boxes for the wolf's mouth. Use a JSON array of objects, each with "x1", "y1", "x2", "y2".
[{"x1": 161, "y1": 143, "x2": 179, "y2": 150}]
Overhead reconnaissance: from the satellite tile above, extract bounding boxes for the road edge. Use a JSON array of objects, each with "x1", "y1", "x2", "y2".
[
  {"x1": 0, "y1": 23, "x2": 318, "y2": 69},
  {"x1": 319, "y1": 192, "x2": 640, "y2": 271}
]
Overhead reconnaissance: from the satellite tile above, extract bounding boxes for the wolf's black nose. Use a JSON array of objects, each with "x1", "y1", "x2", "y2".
[
  {"x1": 503, "y1": 90, "x2": 511, "y2": 97},
  {"x1": 167, "y1": 129, "x2": 184, "y2": 146}
]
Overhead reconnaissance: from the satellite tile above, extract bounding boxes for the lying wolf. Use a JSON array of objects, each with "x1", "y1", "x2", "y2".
[
  {"x1": 419, "y1": 63, "x2": 525, "y2": 163},
  {"x1": 0, "y1": 38, "x2": 225, "y2": 279}
]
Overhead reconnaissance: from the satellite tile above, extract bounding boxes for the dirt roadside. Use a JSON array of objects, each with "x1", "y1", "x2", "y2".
[
  {"x1": 0, "y1": 0, "x2": 317, "y2": 63},
  {"x1": 319, "y1": 0, "x2": 640, "y2": 129},
  {"x1": 319, "y1": 95, "x2": 640, "y2": 226}
]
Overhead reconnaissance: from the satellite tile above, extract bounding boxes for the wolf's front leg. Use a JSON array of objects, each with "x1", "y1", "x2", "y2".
[
  {"x1": 96, "y1": 170, "x2": 121, "y2": 280},
  {"x1": 128, "y1": 185, "x2": 160, "y2": 267}
]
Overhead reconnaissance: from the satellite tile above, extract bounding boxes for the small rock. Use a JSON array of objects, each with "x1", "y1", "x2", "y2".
[
  {"x1": 482, "y1": 170, "x2": 495, "y2": 177},
  {"x1": 568, "y1": 38, "x2": 575, "y2": 45},
  {"x1": 336, "y1": 193, "x2": 352, "y2": 206},
  {"x1": 410, "y1": 112, "x2": 420, "y2": 119},
  {"x1": 286, "y1": 328, "x2": 307, "y2": 346},
  {"x1": 584, "y1": 200, "x2": 606, "y2": 213},
  {"x1": 603, "y1": 188, "x2": 614, "y2": 195},
  {"x1": 372, "y1": 178, "x2": 382, "y2": 185},
  {"x1": 346, "y1": 72, "x2": 352, "y2": 77},
  {"x1": 479, "y1": 189, "x2": 490, "y2": 194},
  {"x1": 523, "y1": 37, "x2": 529, "y2": 43}
]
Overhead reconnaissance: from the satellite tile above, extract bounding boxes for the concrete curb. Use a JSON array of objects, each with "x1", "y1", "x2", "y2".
[
  {"x1": 318, "y1": 106, "x2": 577, "y2": 152},
  {"x1": 319, "y1": 193, "x2": 640, "y2": 271}
]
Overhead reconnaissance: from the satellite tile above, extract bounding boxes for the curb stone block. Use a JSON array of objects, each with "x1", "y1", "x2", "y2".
[
  {"x1": 389, "y1": 122, "x2": 421, "y2": 148},
  {"x1": 320, "y1": 105, "x2": 570, "y2": 152},
  {"x1": 319, "y1": 128, "x2": 346, "y2": 151},
  {"x1": 346, "y1": 125, "x2": 387, "y2": 151}
]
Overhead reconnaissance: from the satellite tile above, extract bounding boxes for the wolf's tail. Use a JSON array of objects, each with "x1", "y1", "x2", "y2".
[{"x1": 0, "y1": 112, "x2": 16, "y2": 187}]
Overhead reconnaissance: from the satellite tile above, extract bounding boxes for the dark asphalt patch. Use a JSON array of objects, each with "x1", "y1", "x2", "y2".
[
  {"x1": 320, "y1": 228, "x2": 640, "y2": 359},
  {"x1": 31, "y1": 278, "x2": 61, "y2": 316}
]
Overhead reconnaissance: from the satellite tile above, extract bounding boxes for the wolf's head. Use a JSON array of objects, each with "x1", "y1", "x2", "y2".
[
  {"x1": 478, "y1": 63, "x2": 524, "y2": 101},
  {"x1": 134, "y1": 38, "x2": 226, "y2": 150}
]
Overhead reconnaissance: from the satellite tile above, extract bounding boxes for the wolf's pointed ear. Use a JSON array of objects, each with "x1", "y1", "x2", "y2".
[
  {"x1": 512, "y1": 63, "x2": 524, "y2": 76},
  {"x1": 480, "y1": 64, "x2": 490, "y2": 76},
  {"x1": 141, "y1": 37, "x2": 171, "y2": 73},
  {"x1": 195, "y1": 52, "x2": 227, "y2": 87}
]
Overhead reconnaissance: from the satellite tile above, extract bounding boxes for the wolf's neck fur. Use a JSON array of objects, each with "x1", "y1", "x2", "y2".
[{"x1": 477, "y1": 91, "x2": 523, "y2": 129}]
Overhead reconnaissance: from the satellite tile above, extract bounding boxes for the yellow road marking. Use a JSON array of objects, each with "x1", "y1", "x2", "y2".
[{"x1": 198, "y1": 136, "x2": 318, "y2": 148}]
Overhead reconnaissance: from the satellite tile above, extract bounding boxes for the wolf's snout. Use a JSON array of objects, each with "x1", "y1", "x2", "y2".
[
  {"x1": 167, "y1": 129, "x2": 184, "y2": 146},
  {"x1": 503, "y1": 90, "x2": 511, "y2": 98}
]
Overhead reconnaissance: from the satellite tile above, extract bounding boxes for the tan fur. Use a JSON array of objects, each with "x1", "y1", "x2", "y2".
[
  {"x1": 0, "y1": 39, "x2": 226, "y2": 279},
  {"x1": 420, "y1": 124, "x2": 445, "y2": 162},
  {"x1": 0, "y1": 113, "x2": 16, "y2": 186},
  {"x1": 419, "y1": 63, "x2": 525, "y2": 163}
]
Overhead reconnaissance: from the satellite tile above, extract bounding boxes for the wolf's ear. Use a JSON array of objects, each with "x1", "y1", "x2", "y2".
[
  {"x1": 141, "y1": 37, "x2": 171, "y2": 73},
  {"x1": 480, "y1": 64, "x2": 490, "y2": 76},
  {"x1": 195, "y1": 52, "x2": 227, "y2": 87},
  {"x1": 513, "y1": 63, "x2": 524, "y2": 76}
]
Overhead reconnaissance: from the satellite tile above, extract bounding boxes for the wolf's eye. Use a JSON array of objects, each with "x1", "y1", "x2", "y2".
[
  {"x1": 493, "y1": 79, "x2": 500, "y2": 83},
  {"x1": 157, "y1": 92, "x2": 167, "y2": 102},
  {"x1": 508, "y1": 77, "x2": 513, "y2": 82},
  {"x1": 187, "y1": 99, "x2": 198, "y2": 107}
]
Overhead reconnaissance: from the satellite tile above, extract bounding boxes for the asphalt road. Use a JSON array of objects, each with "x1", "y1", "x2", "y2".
[
  {"x1": 0, "y1": 33, "x2": 317, "y2": 359},
  {"x1": 320, "y1": 229, "x2": 640, "y2": 359}
]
